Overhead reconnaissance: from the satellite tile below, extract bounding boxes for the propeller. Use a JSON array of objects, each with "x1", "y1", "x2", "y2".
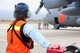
[{"x1": 35, "y1": 0, "x2": 44, "y2": 14}]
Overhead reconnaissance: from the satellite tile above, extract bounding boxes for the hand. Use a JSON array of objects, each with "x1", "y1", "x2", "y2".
[{"x1": 48, "y1": 44, "x2": 60, "y2": 49}]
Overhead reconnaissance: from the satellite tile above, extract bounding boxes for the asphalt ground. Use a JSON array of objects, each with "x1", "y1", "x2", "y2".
[{"x1": 0, "y1": 23, "x2": 80, "y2": 53}]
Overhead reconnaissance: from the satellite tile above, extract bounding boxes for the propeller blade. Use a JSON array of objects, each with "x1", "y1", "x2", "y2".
[{"x1": 35, "y1": 0, "x2": 44, "y2": 14}]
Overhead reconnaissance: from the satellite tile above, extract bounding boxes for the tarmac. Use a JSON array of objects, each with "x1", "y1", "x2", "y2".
[{"x1": 0, "y1": 23, "x2": 80, "y2": 53}]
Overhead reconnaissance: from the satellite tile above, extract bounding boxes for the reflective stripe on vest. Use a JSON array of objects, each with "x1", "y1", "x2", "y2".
[{"x1": 9, "y1": 25, "x2": 20, "y2": 31}]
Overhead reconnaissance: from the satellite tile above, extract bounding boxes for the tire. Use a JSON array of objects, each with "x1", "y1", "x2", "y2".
[{"x1": 54, "y1": 24, "x2": 60, "y2": 29}]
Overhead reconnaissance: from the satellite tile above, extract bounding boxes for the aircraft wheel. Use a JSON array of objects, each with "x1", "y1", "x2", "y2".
[{"x1": 54, "y1": 24, "x2": 60, "y2": 29}]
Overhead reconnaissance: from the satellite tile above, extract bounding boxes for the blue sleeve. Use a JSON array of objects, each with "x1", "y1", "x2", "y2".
[{"x1": 23, "y1": 23, "x2": 50, "y2": 48}]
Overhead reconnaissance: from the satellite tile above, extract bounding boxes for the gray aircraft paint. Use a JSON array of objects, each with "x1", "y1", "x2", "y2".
[
  {"x1": 36, "y1": 0, "x2": 80, "y2": 29},
  {"x1": 36, "y1": 0, "x2": 80, "y2": 16},
  {"x1": 43, "y1": 0, "x2": 68, "y2": 9},
  {"x1": 43, "y1": 7, "x2": 80, "y2": 29}
]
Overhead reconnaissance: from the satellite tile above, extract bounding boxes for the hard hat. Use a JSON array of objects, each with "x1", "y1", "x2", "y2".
[
  {"x1": 14, "y1": 3, "x2": 30, "y2": 18},
  {"x1": 15, "y1": 3, "x2": 29, "y2": 13}
]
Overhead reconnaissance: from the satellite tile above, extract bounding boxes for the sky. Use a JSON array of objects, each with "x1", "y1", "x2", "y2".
[{"x1": 0, "y1": 0, "x2": 48, "y2": 20}]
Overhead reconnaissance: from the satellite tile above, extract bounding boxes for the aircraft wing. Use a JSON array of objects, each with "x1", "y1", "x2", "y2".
[{"x1": 36, "y1": 0, "x2": 80, "y2": 16}]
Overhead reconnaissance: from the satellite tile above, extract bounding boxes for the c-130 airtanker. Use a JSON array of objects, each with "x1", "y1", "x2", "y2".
[{"x1": 36, "y1": 0, "x2": 80, "y2": 29}]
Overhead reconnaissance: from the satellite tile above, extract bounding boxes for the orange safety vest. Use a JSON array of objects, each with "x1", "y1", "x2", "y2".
[{"x1": 6, "y1": 20, "x2": 33, "y2": 53}]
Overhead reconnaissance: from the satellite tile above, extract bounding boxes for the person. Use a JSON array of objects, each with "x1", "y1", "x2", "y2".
[
  {"x1": 38, "y1": 20, "x2": 41, "y2": 29},
  {"x1": 43, "y1": 21, "x2": 49, "y2": 29},
  {"x1": 45, "y1": 21, "x2": 49, "y2": 29},
  {"x1": 6, "y1": 3, "x2": 60, "y2": 53}
]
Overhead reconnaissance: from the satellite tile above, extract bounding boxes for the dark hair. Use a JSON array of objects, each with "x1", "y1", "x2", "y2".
[
  {"x1": 13, "y1": 11, "x2": 27, "y2": 27},
  {"x1": 14, "y1": 11, "x2": 28, "y2": 20}
]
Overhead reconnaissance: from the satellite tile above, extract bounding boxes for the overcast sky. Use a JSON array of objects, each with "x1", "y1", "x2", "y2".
[
  {"x1": 0, "y1": 0, "x2": 48, "y2": 20},
  {"x1": 0, "y1": 0, "x2": 47, "y2": 13}
]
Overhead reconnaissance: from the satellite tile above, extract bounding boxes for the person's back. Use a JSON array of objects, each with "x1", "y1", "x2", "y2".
[{"x1": 38, "y1": 20, "x2": 41, "y2": 29}]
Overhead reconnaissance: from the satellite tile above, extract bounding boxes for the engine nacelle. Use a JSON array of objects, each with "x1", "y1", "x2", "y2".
[
  {"x1": 60, "y1": 7, "x2": 80, "y2": 16},
  {"x1": 43, "y1": 0, "x2": 68, "y2": 9}
]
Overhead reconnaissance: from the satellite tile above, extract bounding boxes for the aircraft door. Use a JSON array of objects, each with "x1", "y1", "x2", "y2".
[
  {"x1": 54, "y1": 17, "x2": 59, "y2": 24},
  {"x1": 54, "y1": 17, "x2": 60, "y2": 29}
]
